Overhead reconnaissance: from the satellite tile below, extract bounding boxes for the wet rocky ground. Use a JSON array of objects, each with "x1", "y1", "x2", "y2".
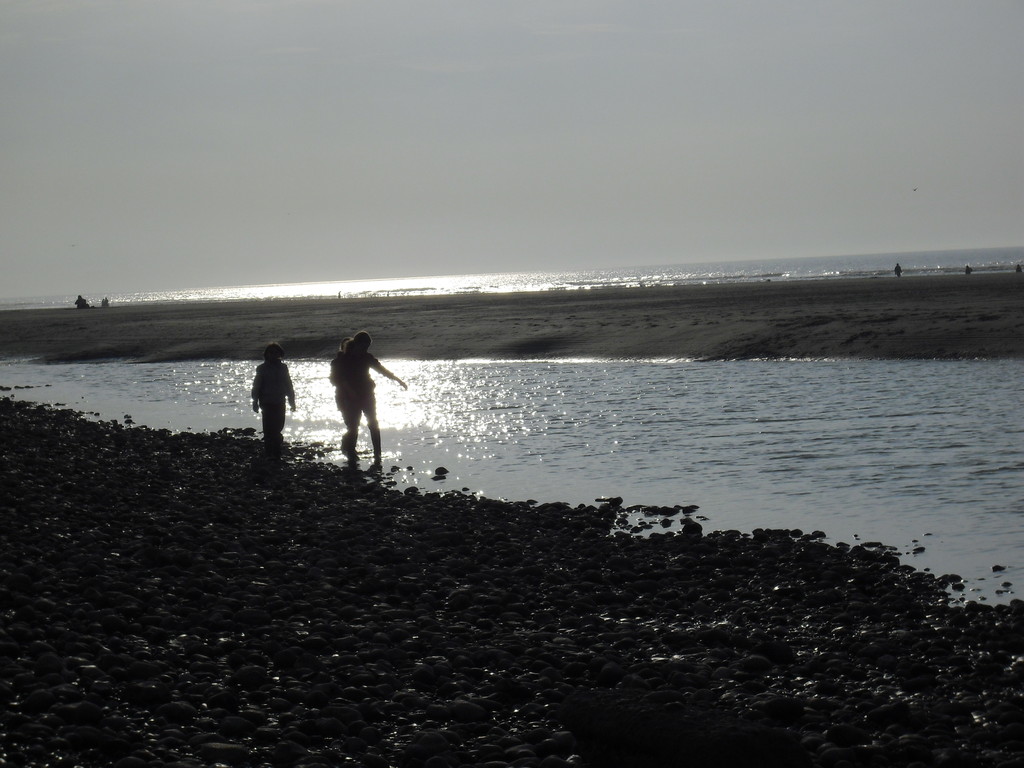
[{"x1": 1, "y1": 396, "x2": 1022, "y2": 768}]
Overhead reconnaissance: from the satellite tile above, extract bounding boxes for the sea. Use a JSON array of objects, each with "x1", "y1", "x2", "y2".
[
  {"x1": 1, "y1": 246, "x2": 1021, "y2": 310},
  {"x1": 2, "y1": 247, "x2": 1022, "y2": 604}
]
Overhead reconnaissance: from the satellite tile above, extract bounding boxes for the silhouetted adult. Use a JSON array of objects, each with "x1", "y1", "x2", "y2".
[
  {"x1": 965, "y1": 265, "x2": 973, "y2": 275},
  {"x1": 330, "y1": 331, "x2": 407, "y2": 465},
  {"x1": 74, "y1": 295, "x2": 90, "y2": 309},
  {"x1": 251, "y1": 342, "x2": 296, "y2": 459},
  {"x1": 894, "y1": 263, "x2": 902, "y2": 277}
]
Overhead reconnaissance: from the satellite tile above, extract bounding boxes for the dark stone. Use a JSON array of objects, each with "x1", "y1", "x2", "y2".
[
  {"x1": 157, "y1": 701, "x2": 198, "y2": 723},
  {"x1": 450, "y1": 700, "x2": 489, "y2": 723},
  {"x1": 22, "y1": 689, "x2": 57, "y2": 712},
  {"x1": 595, "y1": 661, "x2": 626, "y2": 686},
  {"x1": 198, "y1": 742, "x2": 250, "y2": 765},
  {"x1": 759, "y1": 697, "x2": 806, "y2": 724},
  {"x1": 127, "y1": 660, "x2": 163, "y2": 679},
  {"x1": 125, "y1": 681, "x2": 170, "y2": 705},
  {"x1": 34, "y1": 652, "x2": 65, "y2": 674},
  {"x1": 737, "y1": 654, "x2": 773, "y2": 673},
  {"x1": 682, "y1": 519, "x2": 704, "y2": 536},
  {"x1": 230, "y1": 665, "x2": 269, "y2": 690},
  {"x1": 206, "y1": 688, "x2": 239, "y2": 710},
  {"x1": 559, "y1": 690, "x2": 811, "y2": 768},
  {"x1": 754, "y1": 640, "x2": 796, "y2": 665},
  {"x1": 65, "y1": 725, "x2": 109, "y2": 749},
  {"x1": 220, "y1": 715, "x2": 257, "y2": 737},
  {"x1": 312, "y1": 717, "x2": 345, "y2": 736},
  {"x1": 62, "y1": 700, "x2": 105, "y2": 724},
  {"x1": 865, "y1": 701, "x2": 911, "y2": 726},
  {"x1": 234, "y1": 608, "x2": 272, "y2": 626},
  {"x1": 271, "y1": 739, "x2": 309, "y2": 763},
  {"x1": 826, "y1": 723, "x2": 870, "y2": 747}
]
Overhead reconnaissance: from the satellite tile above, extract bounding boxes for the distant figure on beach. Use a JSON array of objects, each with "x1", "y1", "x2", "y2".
[
  {"x1": 965, "y1": 265, "x2": 973, "y2": 275},
  {"x1": 1016, "y1": 264, "x2": 1022, "y2": 273},
  {"x1": 251, "y1": 342, "x2": 296, "y2": 459},
  {"x1": 330, "y1": 330, "x2": 407, "y2": 465},
  {"x1": 74, "y1": 295, "x2": 90, "y2": 309},
  {"x1": 894, "y1": 263, "x2": 902, "y2": 278},
  {"x1": 101, "y1": 297, "x2": 109, "y2": 307}
]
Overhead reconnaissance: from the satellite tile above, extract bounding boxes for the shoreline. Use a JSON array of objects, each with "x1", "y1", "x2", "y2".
[
  {"x1": 2, "y1": 396, "x2": 1023, "y2": 767},
  {"x1": 1, "y1": 273, "x2": 1022, "y2": 362}
]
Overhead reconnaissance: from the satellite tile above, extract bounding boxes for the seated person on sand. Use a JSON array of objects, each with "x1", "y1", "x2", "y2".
[{"x1": 74, "y1": 295, "x2": 91, "y2": 309}]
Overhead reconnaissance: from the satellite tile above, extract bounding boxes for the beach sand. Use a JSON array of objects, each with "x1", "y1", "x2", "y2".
[
  {"x1": 2, "y1": 273, "x2": 1022, "y2": 362},
  {"x1": 1, "y1": 396, "x2": 1022, "y2": 767}
]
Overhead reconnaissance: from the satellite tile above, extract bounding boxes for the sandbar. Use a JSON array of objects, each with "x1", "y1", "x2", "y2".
[{"x1": 1, "y1": 273, "x2": 1022, "y2": 362}]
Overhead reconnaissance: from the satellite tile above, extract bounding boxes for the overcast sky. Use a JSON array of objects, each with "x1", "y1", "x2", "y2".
[{"x1": 1, "y1": 0, "x2": 1021, "y2": 298}]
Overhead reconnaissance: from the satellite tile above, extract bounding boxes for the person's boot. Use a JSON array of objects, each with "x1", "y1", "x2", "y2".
[
  {"x1": 342, "y1": 431, "x2": 358, "y2": 463},
  {"x1": 370, "y1": 427, "x2": 382, "y2": 465}
]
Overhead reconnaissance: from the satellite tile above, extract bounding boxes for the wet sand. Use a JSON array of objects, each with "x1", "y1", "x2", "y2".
[
  {"x1": 1, "y1": 396, "x2": 1022, "y2": 767},
  {"x1": 2, "y1": 273, "x2": 1023, "y2": 362}
]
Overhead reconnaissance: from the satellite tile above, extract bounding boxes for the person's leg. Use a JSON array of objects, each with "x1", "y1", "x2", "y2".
[
  {"x1": 260, "y1": 404, "x2": 272, "y2": 454},
  {"x1": 262, "y1": 403, "x2": 286, "y2": 458},
  {"x1": 340, "y1": 398, "x2": 361, "y2": 461},
  {"x1": 368, "y1": 421, "x2": 382, "y2": 463},
  {"x1": 364, "y1": 397, "x2": 382, "y2": 463}
]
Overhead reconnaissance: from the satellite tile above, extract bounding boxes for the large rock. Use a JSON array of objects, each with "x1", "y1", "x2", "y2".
[{"x1": 559, "y1": 690, "x2": 811, "y2": 768}]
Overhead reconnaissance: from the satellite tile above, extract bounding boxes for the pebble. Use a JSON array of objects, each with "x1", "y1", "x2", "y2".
[{"x1": 1, "y1": 397, "x2": 1022, "y2": 767}]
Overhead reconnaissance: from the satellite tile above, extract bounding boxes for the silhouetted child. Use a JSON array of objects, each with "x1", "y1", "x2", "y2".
[
  {"x1": 330, "y1": 331, "x2": 407, "y2": 465},
  {"x1": 251, "y1": 342, "x2": 296, "y2": 459}
]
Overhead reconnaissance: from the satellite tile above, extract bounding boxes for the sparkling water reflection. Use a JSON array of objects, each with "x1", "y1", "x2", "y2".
[
  {"x1": 2, "y1": 358, "x2": 1021, "y2": 603},
  {"x1": 6, "y1": 247, "x2": 1021, "y2": 309}
]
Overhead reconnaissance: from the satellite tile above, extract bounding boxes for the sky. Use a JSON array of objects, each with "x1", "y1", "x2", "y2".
[{"x1": 1, "y1": 1, "x2": 1021, "y2": 298}]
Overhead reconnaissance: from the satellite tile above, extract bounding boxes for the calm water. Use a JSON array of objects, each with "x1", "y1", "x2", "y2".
[
  {"x1": 2, "y1": 357, "x2": 1021, "y2": 604},
  {"x1": 3, "y1": 246, "x2": 1021, "y2": 309}
]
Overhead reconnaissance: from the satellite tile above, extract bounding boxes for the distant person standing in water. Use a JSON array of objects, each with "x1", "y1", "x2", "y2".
[
  {"x1": 330, "y1": 331, "x2": 407, "y2": 465},
  {"x1": 251, "y1": 342, "x2": 296, "y2": 459},
  {"x1": 894, "y1": 263, "x2": 902, "y2": 278}
]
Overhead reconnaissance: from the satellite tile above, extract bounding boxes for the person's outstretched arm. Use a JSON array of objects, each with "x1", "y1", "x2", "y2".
[
  {"x1": 374, "y1": 362, "x2": 408, "y2": 390},
  {"x1": 285, "y1": 370, "x2": 296, "y2": 410}
]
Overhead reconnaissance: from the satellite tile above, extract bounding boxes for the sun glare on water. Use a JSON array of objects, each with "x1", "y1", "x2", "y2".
[{"x1": 283, "y1": 360, "x2": 530, "y2": 465}]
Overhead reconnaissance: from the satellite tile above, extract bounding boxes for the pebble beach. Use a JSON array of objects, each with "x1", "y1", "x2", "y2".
[{"x1": 2, "y1": 397, "x2": 1023, "y2": 768}]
